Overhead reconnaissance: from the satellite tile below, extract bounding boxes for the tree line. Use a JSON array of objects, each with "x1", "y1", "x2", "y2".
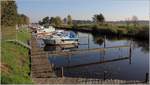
[
  {"x1": 38, "y1": 15, "x2": 72, "y2": 27},
  {"x1": 1, "y1": 1, "x2": 29, "y2": 26},
  {"x1": 38, "y1": 13, "x2": 105, "y2": 26},
  {"x1": 39, "y1": 13, "x2": 139, "y2": 28}
]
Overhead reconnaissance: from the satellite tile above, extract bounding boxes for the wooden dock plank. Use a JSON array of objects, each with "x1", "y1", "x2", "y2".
[
  {"x1": 31, "y1": 37, "x2": 54, "y2": 78},
  {"x1": 32, "y1": 78, "x2": 144, "y2": 84}
]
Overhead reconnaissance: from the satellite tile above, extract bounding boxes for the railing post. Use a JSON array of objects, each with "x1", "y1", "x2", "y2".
[
  {"x1": 145, "y1": 73, "x2": 149, "y2": 83},
  {"x1": 61, "y1": 67, "x2": 64, "y2": 78}
]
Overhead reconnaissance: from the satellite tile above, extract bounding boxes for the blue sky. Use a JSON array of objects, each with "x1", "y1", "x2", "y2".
[{"x1": 16, "y1": 0, "x2": 149, "y2": 22}]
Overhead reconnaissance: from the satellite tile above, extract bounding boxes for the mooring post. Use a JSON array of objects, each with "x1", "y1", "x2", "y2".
[
  {"x1": 51, "y1": 63, "x2": 54, "y2": 70},
  {"x1": 104, "y1": 35, "x2": 106, "y2": 48},
  {"x1": 145, "y1": 73, "x2": 149, "y2": 83},
  {"x1": 129, "y1": 40, "x2": 132, "y2": 64},
  {"x1": 61, "y1": 67, "x2": 64, "y2": 78},
  {"x1": 104, "y1": 71, "x2": 107, "y2": 80},
  {"x1": 88, "y1": 34, "x2": 90, "y2": 49}
]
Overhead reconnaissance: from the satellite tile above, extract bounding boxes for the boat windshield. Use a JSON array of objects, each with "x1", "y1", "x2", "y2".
[{"x1": 63, "y1": 31, "x2": 77, "y2": 38}]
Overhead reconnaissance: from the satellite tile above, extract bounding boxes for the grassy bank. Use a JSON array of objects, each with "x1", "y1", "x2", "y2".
[
  {"x1": 56, "y1": 23, "x2": 149, "y2": 40},
  {"x1": 1, "y1": 26, "x2": 32, "y2": 84}
]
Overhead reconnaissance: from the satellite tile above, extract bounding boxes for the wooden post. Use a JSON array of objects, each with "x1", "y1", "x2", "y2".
[
  {"x1": 102, "y1": 36, "x2": 106, "y2": 62},
  {"x1": 88, "y1": 34, "x2": 90, "y2": 49},
  {"x1": 145, "y1": 73, "x2": 149, "y2": 83},
  {"x1": 61, "y1": 67, "x2": 64, "y2": 78},
  {"x1": 104, "y1": 36, "x2": 106, "y2": 48},
  {"x1": 68, "y1": 54, "x2": 71, "y2": 66},
  {"x1": 104, "y1": 71, "x2": 106, "y2": 80},
  {"x1": 16, "y1": 25, "x2": 18, "y2": 41},
  {"x1": 28, "y1": 49, "x2": 31, "y2": 76},
  {"x1": 129, "y1": 41, "x2": 132, "y2": 64}
]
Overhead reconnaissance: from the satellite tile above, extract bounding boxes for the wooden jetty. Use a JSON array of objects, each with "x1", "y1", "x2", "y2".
[
  {"x1": 32, "y1": 77, "x2": 146, "y2": 84},
  {"x1": 31, "y1": 36, "x2": 56, "y2": 78}
]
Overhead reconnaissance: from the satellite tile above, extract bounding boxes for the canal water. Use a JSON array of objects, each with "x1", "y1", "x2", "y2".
[{"x1": 38, "y1": 30, "x2": 149, "y2": 80}]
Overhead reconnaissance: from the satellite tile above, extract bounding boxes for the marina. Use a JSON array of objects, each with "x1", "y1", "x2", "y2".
[
  {"x1": 29, "y1": 26, "x2": 149, "y2": 84},
  {"x1": 1, "y1": 0, "x2": 149, "y2": 84}
]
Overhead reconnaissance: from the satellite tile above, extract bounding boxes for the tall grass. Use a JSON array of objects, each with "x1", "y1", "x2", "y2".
[
  {"x1": 1, "y1": 26, "x2": 32, "y2": 84},
  {"x1": 1, "y1": 26, "x2": 16, "y2": 40},
  {"x1": 17, "y1": 27, "x2": 31, "y2": 43},
  {"x1": 67, "y1": 23, "x2": 149, "y2": 40}
]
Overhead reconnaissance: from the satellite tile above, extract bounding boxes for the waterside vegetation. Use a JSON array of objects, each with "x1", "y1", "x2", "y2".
[
  {"x1": 1, "y1": 1, "x2": 32, "y2": 84},
  {"x1": 39, "y1": 13, "x2": 149, "y2": 40},
  {"x1": 1, "y1": 27, "x2": 32, "y2": 84}
]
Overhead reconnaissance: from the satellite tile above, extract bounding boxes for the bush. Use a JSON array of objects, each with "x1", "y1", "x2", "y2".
[
  {"x1": 117, "y1": 28, "x2": 128, "y2": 35},
  {"x1": 118, "y1": 25, "x2": 126, "y2": 28},
  {"x1": 135, "y1": 25, "x2": 149, "y2": 39}
]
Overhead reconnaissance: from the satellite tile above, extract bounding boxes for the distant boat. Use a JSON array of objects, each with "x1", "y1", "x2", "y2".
[
  {"x1": 37, "y1": 26, "x2": 55, "y2": 38},
  {"x1": 37, "y1": 26, "x2": 55, "y2": 33},
  {"x1": 43, "y1": 31, "x2": 79, "y2": 45}
]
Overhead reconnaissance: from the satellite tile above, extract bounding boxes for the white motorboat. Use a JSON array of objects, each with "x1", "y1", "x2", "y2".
[
  {"x1": 37, "y1": 26, "x2": 55, "y2": 38},
  {"x1": 43, "y1": 31, "x2": 79, "y2": 45},
  {"x1": 37, "y1": 26, "x2": 55, "y2": 33}
]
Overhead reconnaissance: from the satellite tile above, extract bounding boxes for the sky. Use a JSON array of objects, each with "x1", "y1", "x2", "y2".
[{"x1": 16, "y1": 0, "x2": 149, "y2": 23}]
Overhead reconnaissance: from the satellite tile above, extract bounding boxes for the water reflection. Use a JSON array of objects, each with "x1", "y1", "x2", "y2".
[
  {"x1": 93, "y1": 35, "x2": 104, "y2": 45},
  {"x1": 45, "y1": 31, "x2": 148, "y2": 80},
  {"x1": 132, "y1": 39, "x2": 149, "y2": 53},
  {"x1": 44, "y1": 44, "x2": 78, "y2": 51},
  {"x1": 91, "y1": 33, "x2": 149, "y2": 52}
]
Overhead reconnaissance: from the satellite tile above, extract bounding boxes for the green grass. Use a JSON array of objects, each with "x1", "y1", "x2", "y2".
[
  {"x1": 1, "y1": 26, "x2": 32, "y2": 84},
  {"x1": 1, "y1": 26, "x2": 17, "y2": 40},
  {"x1": 17, "y1": 27, "x2": 31, "y2": 43}
]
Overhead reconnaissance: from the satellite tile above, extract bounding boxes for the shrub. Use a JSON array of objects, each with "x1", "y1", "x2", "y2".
[{"x1": 117, "y1": 28, "x2": 128, "y2": 35}]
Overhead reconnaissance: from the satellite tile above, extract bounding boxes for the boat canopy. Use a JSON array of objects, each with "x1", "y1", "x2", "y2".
[{"x1": 63, "y1": 31, "x2": 78, "y2": 39}]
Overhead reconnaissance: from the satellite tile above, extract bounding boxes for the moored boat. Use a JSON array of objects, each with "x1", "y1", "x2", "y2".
[
  {"x1": 36, "y1": 26, "x2": 55, "y2": 38},
  {"x1": 43, "y1": 31, "x2": 79, "y2": 45}
]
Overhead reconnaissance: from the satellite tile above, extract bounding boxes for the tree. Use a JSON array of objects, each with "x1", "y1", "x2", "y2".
[
  {"x1": 49, "y1": 17, "x2": 55, "y2": 25},
  {"x1": 93, "y1": 13, "x2": 105, "y2": 24},
  {"x1": 39, "y1": 16, "x2": 62, "y2": 26},
  {"x1": 1, "y1": 1, "x2": 18, "y2": 26},
  {"x1": 49, "y1": 16, "x2": 62, "y2": 26},
  {"x1": 67, "y1": 15, "x2": 72, "y2": 25},
  {"x1": 132, "y1": 16, "x2": 138, "y2": 27},
  {"x1": 17, "y1": 14, "x2": 30, "y2": 26},
  {"x1": 38, "y1": 16, "x2": 50, "y2": 26},
  {"x1": 38, "y1": 21, "x2": 43, "y2": 25},
  {"x1": 54, "y1": 16, "x2": 62, "y2": 26},
  {"x1": 42, "y1": 16, "x2": 50, "y2": 26},
  {"x1": 1, "y1": 1, "x2": 29, "y2": 26}
]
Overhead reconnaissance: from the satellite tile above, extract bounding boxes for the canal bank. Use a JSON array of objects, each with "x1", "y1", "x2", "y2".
[
  {"x1": 1, "y1": 26, "x2": 32, "y2": 84},
  {"x1": 55, "y1": 24, "x2": 149, "y2": 40}
]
